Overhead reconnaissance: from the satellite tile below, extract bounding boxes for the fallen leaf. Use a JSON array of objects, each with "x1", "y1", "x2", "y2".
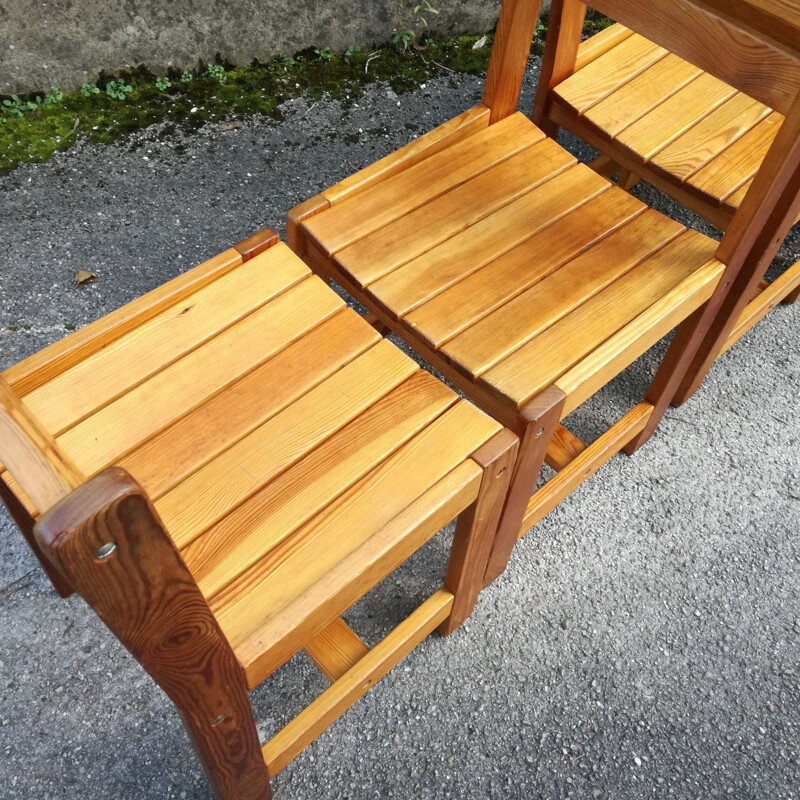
[
  {"x1": 473, "y1": 35, "x2": 488, "y2": 49},
  {"x1": 218, "y1": 121, "x2": 241, "y2": 131},
  {"x1": 74, "y1": 269, "x2": 99, "y2": 285}
]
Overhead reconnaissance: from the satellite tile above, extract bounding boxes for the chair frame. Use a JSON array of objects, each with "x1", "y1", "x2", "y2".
[
  {"x1": 287, "y1": 0, "x2": 800, "y2": 583},
  {"x1": 0, "y1": 231, "x2": 518, "y2": 800},
  {"x1": 533, "y1": 0, "x2": 800, "y2": 403}
]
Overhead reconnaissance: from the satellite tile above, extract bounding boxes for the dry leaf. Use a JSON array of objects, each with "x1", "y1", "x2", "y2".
[
  {"x1": 473, "y1": 35, "x2": 488, "y2": 49},
  {"x1": 74, "y1": 269, "x2": 99, "y2": 286}
]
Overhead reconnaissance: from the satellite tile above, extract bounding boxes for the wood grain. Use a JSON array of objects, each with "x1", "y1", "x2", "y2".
[
  {"x1": 303, "y1": 617, "x2": 370, "y2": 683},
  {"x1": 35, "y1": 468, "x2": 271, "y2": 800}
]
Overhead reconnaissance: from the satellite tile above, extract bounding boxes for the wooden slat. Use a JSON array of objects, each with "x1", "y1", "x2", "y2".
[
  {"x1": 334, "y1": 138, "x2": 577, "y2": 288},
  {"x1": 262, "y1": 589, "x2": 453, "y2": 774},
  {"x1": 521, "y1": 402, "x2": 653, "y2": 532},
  {"x1": 438, "y1": 203, "x2": 677, "y2": 377},
  {"x1": 366, "y1": 160, "x2": 613, "y2": 318},
  {"x1": 555, "y1": 257, "x2": 725, "y2": 417},
  {"x1": 650, "y1": 92, "x2": 772, "y2": 181},
  {"x1": 691, "y1": 112, "x2": 783, "y2": 205},
  {"x1": 211, "y1": 403, "x2": 497, "y2": 665},
  {"x1": 590, "y1": 0, "x2": 800, "y2": 115},
  {"x1": 722, "y1": 258, "x2": 800, "y2": 352},
  {"x1": 57, "y1": 277, "x2": 343, "y2": 473},
  {"x1": 157, "y1": 340, "x2": 422, "y2": 550},
  {"x1": 574, "y1": 22, "x2": 634, "y2": 71},
  {"x1": 118, "y1": 309, "x2": 380, "y2": 498},
  {"x1": 404, "y1": 174, "x2": 639, "y2": 351},
  {"x1": 3, "y1": 248, "x2": 242, "y2": 397},
  {"x1": 322, "y1": 105, "x2": 490, "y2": 204},
  {"x1": 0, "y1": 378, "x2": 84, "y2": 514},
  {"x1": 178, "y1": 373, "x2": 458, "y2": 597},
  {"x1": 303, "y1": 617, "x2": 370, "y2": 683},
  {"x1": 24, "y1": 247, "x2": 308, "y2": 436},
  {"x1": 555, "y1": 34, "x2": 668, "y2": 114},
  {"x1": 302, "y1": 113, "x2": 543, "y2": 255},
  {"x1": 615, "y1": 72, "x2": 738, "y2": 161},
  {"x1": 696, "y1": 0, "x2": 800, "y2": 53},
  {"x1": 478, "y1": 230, "x2": 719, "y2": 408},
  {"x1": 583, "y1": 52, "x2": 702, "y2": 138}
]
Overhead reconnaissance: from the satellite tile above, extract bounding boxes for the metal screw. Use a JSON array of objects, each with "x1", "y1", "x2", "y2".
[
  {"x1": 212, "y1": 714, "x2": 226, "y2": 727},
  {"x1": 535, "y1": 427, "x2": 544, "y2": 437},
  {"x1": 95, "y1": 542, "x2": 117, "y2": 560},
  {"x1": 496, "y1": 467, "x2": 507, "y2": 477}
]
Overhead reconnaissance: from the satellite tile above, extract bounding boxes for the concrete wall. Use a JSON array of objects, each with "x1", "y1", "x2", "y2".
[{"x1": 0, "y1": 0, "x2": 531, "y2": 94}]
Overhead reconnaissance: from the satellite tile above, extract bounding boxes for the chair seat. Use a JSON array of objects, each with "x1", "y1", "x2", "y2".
[
  {"x1": 0, "y1": 242, "x2": 500, "y2": 687},
  {"x1": 549, "y1": 25, "x2": 800, "y2": 226},
  {"x1": 300, "y1": 112, "x2": 725, "y2": 418}
]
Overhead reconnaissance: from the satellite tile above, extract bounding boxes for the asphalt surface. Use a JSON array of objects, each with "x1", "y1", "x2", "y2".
[{"x1": 1, "y1": 62, "x2": 798, "y2": 800}]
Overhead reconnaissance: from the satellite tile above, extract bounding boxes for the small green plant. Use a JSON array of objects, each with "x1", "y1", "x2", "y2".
[
  {"x1": 204, "y1": 64, "x2": 226, "y2": 83},
  {"x1": 43, "y1": 88, "x2": 63, "y2": 105},
  {"x1": 155, "y1": 77, "x2": 172, "y2": 91},
  {"x1": 180, "y1": 71, "x2": 193, "y2": 83},
  {"x1": 105, "y1": 78, "x2": 133, "y2": 100},
  {"x1": 314, "y1": 46, "x2": 332, "y2": 61},
  {"x1": 413, "y1": 0, "x2": 439, "y2": 28},
  {"x1": 535, "y1": 18, "x2": 547, "y2": 38},
  {"x1": 274, "y1": 54, "x2": 295, "y2": 69},
  {"x1": 344, "y1": 45, "x2": 361, "y2": 57},
  {"x1": 392, "y1": 29, "x2": 415, "y2": 50},
  {"x1": 80, "y1": 83, "x2": 100, "y2": 97},
  {"x1": 2, "y1": 96, "x2": 29, "y2": 117}
]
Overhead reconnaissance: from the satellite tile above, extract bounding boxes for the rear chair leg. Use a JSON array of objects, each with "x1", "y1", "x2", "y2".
[
  {"x1": 483, "y1": 387, "x2": 566, "y2": 585},
  {"x1": 35, "y1": 468, "x2": 271, "y2": 800}
]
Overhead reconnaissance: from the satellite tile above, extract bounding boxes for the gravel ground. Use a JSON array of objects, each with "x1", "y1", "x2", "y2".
[{"x1": 1, "y1": 61, "x2": 798, "y2": 800}]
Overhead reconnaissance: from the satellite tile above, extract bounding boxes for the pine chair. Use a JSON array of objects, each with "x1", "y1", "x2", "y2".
[
  {"x1": 286, "y1": 0, "x2": 800, "y2": 584},
  {"x1": 533, "y1": 0, "x2": 800, "y2": 403},
  {"x1": 0, "y1": 230, "x2": 517, "y2": 799}
]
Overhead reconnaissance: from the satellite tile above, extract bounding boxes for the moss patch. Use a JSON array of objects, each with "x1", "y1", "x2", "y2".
[{"x1": 0, "y1": 18, "x2": 602, "y2": 174}]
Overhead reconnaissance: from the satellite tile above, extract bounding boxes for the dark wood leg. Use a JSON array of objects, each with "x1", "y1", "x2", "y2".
[
  {"x1": 438, "y1": 429, "x2": 518, "y2": 636},
  {"x1": 35, "y1": 468, "x2": 271, "y2": 800},
  {"x1": 483, "y1": 387, "x2": 565, "y2": 585}
]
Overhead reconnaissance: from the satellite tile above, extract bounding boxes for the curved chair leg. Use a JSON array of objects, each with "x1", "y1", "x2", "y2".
[{"x1": 35, "y1": 468, "x2": 272, "y2": 800}]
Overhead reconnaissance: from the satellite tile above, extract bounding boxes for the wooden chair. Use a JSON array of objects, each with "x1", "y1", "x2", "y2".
[
  {"x1": 533, "y1": 0, "x2": 800, "y2": 404},
  {"x1": 286, "y1": 0, "x2": 800, "y2": 584},
  {"x1": 0, "y1": 230, "x2": 517, "y2": 799}
]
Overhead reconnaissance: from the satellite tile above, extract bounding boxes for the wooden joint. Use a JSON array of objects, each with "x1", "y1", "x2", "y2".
[
  {"x1": 234, "y1": 229, "x2": 280, "y2": 262},
  {"x1": 304, "y1": 617, "x2": 370, "y2": 683},
  {"x1": 286, "y1": 195, "x2": 331, "y2": 256}
]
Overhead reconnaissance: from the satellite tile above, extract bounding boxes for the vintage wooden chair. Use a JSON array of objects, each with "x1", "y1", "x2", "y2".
[
  {"x1": 286, "y1": 0, "x2": 800, "y2": 584},
  {"x1": 533, "y1": 0, "x2": 800, "y2": 404},
  {"x1": 0, "y1": 231, "x2": 517, "y2": 799}
]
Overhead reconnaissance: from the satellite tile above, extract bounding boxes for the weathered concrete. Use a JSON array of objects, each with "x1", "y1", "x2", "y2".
[{"x1": 0, "y1": 0, "x2": 515, "y2": 94}]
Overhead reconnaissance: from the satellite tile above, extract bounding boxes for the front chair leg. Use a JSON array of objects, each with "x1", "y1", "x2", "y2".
[
  {"x1": 483, "y1": 387, "x2": 566, "y2": 585},
  {"x1": 438, "y1": 429, "x2": 518, "y2": 636},
  {"x1": 35, "y1": 468, "x2": 271, "y2": 800}
]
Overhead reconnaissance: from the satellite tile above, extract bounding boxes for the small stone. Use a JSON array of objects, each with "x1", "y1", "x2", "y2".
[{"x1": 634, "y1": 756, "x2": 642, "y2": 767}]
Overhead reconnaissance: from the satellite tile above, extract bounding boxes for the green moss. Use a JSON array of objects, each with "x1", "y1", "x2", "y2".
[{"x1": 0, "y1": 21, "x2": 595, "y2": 174}]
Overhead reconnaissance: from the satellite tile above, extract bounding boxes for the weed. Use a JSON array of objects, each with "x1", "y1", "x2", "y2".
[
  {"x1": 344, "y1": 45, "x2": 361, "y2": 57},
  {"x1": 81, "y1": 83, "x2": 100, "y2": 97},
  {"x1": 155, "y1": 77, "x2": 172, "y2": 91},
  {"x1": 105, "y1": 79, "x2": 133, "y2": 100},
  {"x1": 274, "y1": 54, "x2": 295, "y2": 69},
  {"x1": 314, "y1": 46, "x2": 332, "y2": 61},
  {"x1": 180, "y1": 71, "x2": 193, "y2": 83},
  {"x1": 204, "y1": 64, "x2": 226, "y2": 83}
]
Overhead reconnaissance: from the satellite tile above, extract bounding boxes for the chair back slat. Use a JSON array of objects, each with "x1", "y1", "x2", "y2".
[{"x1": 589, "y1": 0, "x2": 800, "y2": 115}]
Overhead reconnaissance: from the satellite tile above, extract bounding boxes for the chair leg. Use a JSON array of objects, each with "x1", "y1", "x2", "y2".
[
  {"x1": 35, "y1": 468, "x2": 272, "y2": 800},
  {"x1": 483, "y1": 387, "x2": 566, "y2": 585},
  {"x1": 589, "y1": 154, "x2": 622, "y2": 179},
  {"x1": 438, "y1": 429, "x2": 518, "y2": 635},
  {"x1": 618, "y1": 168, "x2": 640, "y2": 191}
]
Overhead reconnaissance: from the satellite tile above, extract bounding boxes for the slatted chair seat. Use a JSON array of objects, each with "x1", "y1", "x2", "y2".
[
  {"x1": 534, "y1": 2, "x2": 800, "y2": 382},
  {"x1": 0, "y1": 232, "x2": 516, "y2": 799},
  {"x1": 550, "y1": 25, "x2": 800, "y2": 229}
]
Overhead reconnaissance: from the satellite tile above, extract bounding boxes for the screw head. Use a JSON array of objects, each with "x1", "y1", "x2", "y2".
[{"x1": 95, "y1": 542, "x2": 117, "y2": 560}]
